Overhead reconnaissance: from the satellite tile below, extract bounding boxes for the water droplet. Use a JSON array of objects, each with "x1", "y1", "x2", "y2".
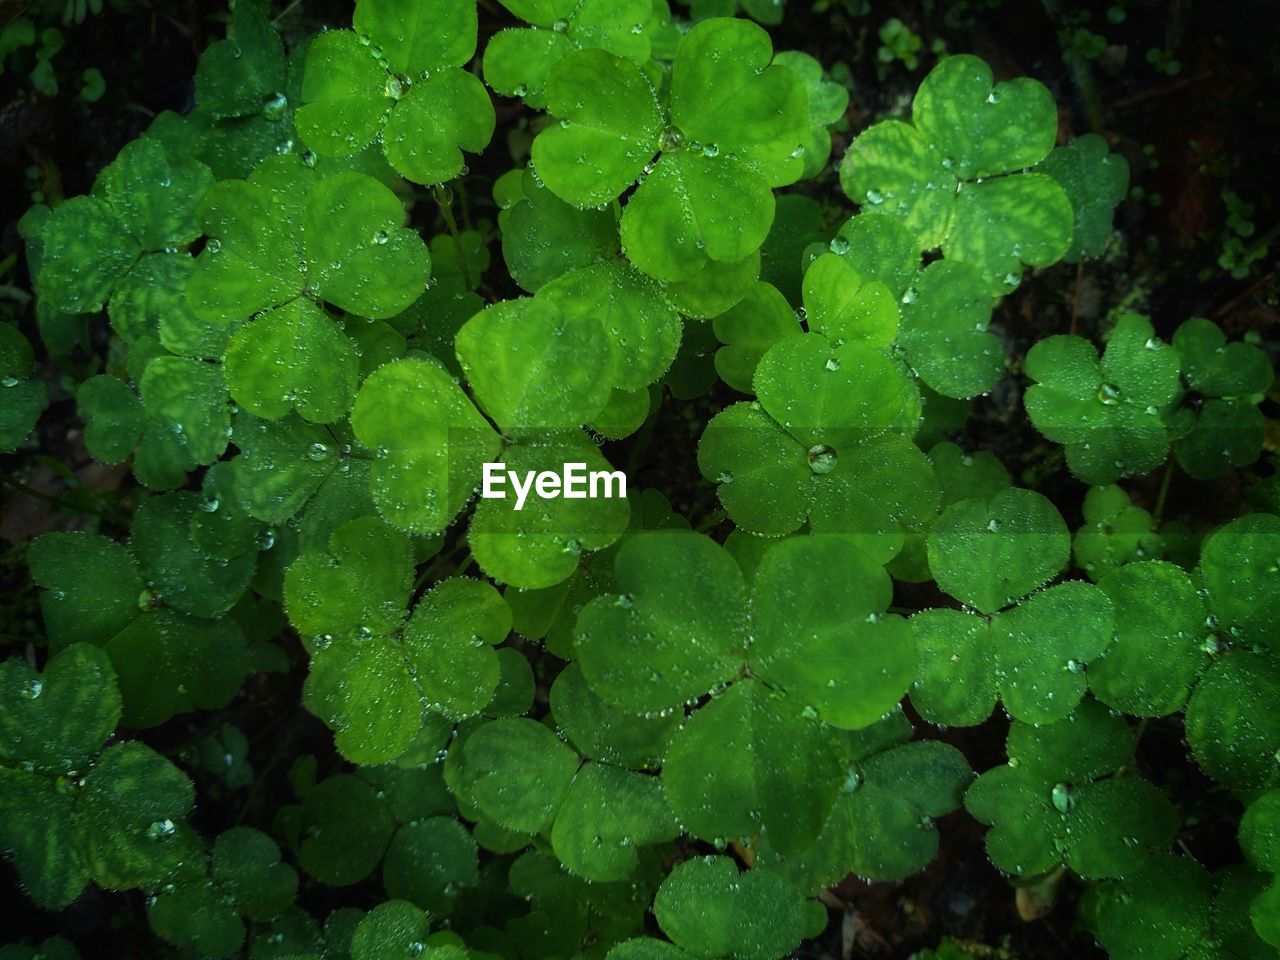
[
  {"x1": 825, "y1": 356, "x2": 841, "y2": 371},
  {"x1": 147, "y1": 818, "x2": 176, "y2": 840},
  {"x1": 308, "y1": 442, "x2": 329, "y2": 461},
  {"x1": 1051, "y1": 782, "x2": 1075, "y2": 814},
  {"x1": 807, "y1": 444, "x2": 838, "y2": 475},
  {"x1": 206, "y1": 239, "x2": 221, "y2": 254},
  {"x1": 21, "y1": 679, "x2": 43, "y2": 699},
  {"x1": 1, "y1": 376, "x2": 18, "y2": 388},
  {"x1": 262, "y1": 92, "x2": 287, "y2": 121},
  {"x1": 659, "y1": 124, "x2": 684, "y2": 152},
  {"x1": 1097, "y1": 383, "x2": 1122, "y2": 405},
  {"x1": 842, "y1": 768, "x2": 863, "y2": 794},
  {"x1": 702, "y1": 142, "x2": 719, "y2": 157},
  {"x1": 829, "y1": 236, "x2": 850, "y2": 255},
  {"x1": 385, "y1": 76, "x2": 403, "y2": 98},
  {"x1": 552, "y1": 18, "x2": 569, "y2": 31},
  {"x1": 865, "y1": 189, "x2": 885, "y2": 205},
  {"x1": 199, "y1": 496, "x2": 220, "y2": 513},
  {"x1": 256, "y1": 529, "x2": 276, "y2": 551}
]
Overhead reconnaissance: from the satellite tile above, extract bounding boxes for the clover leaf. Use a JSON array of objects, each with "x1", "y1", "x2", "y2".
[
  {"x1": 1200, "y1": 513, "x2": 1280, "y2": 650},
  {"x1": 468, "y1": 431, "x2": 631, "y2": 588},
  {"x1": 383, "y1": 815, "x2": 478, "y2": 915},
  {"x1": 292, "y1": 518, "x2": 511, "y2": 763},
  {"x1": 194, "y1": 0, "x2": 288, "y2": 120},
  {"x1": 190, "y1": 160, "x2": 429, "y2": 422},
  {"x1": 840, "y1": 55, "x2": 1073, "y2": 293},
  {"x1": 350, "y1": 357, "x2": 500, "y2": 534},
  {"x1": 699, "y1": 332, "x2": 933, "y2": 557},
  {"x1": 965, "y1": 698, "x2": 1178, "y2": 878},
  {"x1": 149, "y1": 827, "x2": 299, "y2": 958},
  {"x1": 290, "y1": 773, "x2": 396, "y2": 886},
  {"x1": 576, "y1": 533, "x2": 914, "y2": 854},
  {"x1": 1241, "y1": 790, "x2": 1280, "y2": 948},
  {"x1": 1072, "y1": 484, "x2": 1163, "y2": 581},
  {"x1": 29, "y1": 506, "x2": 252, "y2": 728},
  {"x1": 0, "y1": 645, "x2": 198, "y2": 908},
  {"x1": 37, "y1": 137, "x2": 213, "y2": 314},
  {"x1": 711, "y1": 280, "x2": 800, "y2": 392},
  {"x1": 753, "y1": 708, "x2": 971, "y2": 889},
  {"x1": 912, "y1": 580, "x2": 1113, "y2": 726},
  {"x1": 1024, "y1": 313, "x2": 1183, "y2": 484},
  {"x1": 1089, "y1": 560, "x2": 1209, "y2": 717},
  {"x1": 651, "y1": 855, "x2": 807, "y2": 960},
  {"x1": 0, "y1": 323, "x2": 48, "y2": 453},
  {"x1": 1185, "y1": 647, "x2": 1280, "y2": 792},
  {"x1": 1035, "y1": 134, "x2": 1130, "y2": 261},
  {"x1": 1092, "y1": 857, "x2": 1279, "y2": 960},
  {"x1": 483, "y1": 0, "x2": 652, "y2": 106},
  {"x1": 500, "y1": 168, "x2": 620, "y2": 292},
  {"x1": 296, "y1": 0, "x2": 494, "y2": 184},
  {"x1": 774, "y1": 51, "x2": 848, "y2": 180},
  {"x1": 532, "y1": 19, "x2": 808, "y2": 282},
  {"x1": 926, "y1": 487, "x2": 1070, "y2": 613},
  {"x1": 1169, "y1": 318, "x2": 1274, "y2": 479}
]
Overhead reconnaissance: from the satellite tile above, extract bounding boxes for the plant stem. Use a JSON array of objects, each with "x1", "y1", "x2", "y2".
[{"x1": 434, "y1": 184, "x2": 474, "y2": 291}]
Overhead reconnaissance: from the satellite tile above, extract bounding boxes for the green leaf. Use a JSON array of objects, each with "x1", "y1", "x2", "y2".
[
  {"x1": 468, "y1": 432, "x2": 630, "y2": 588},
  {"x1": 966, "y1": 700, "x2": 1177, "y2": 878},
  {"x1": 79, "y1": 741, "x2": 196, "y2": 890},
  {"x1": 0, "y1": 768, "x2": 83, "y2": 908},
  {"x1": 947, "y1": 174, "x2": 1074, "y2": 294},
  {"x1": 353, "y1": 0, "x2": 478, "y2": 76},
  {"x1": 1024, "y1": 314, "x2": 1182, "y2": 484},
  {"x1": 899, "y1": 260, "x2": 1002, "y2": 398},
  {"x1": 213, "y1": 827, "x2": 298, "y2": 921},
  {"x1": 801, "y1": 253, "x2": 898, "y2": 347},
  {"x1": 465, "y1": 718, "x2": 580, "y2": 833},
  {"x1": 549, "y1": 662, "x2": 679, "y2": 770},
  {"x1": 551, "y1": 763, "x2": 678, "y2": 881},
  {"x1": 225, "y1": 299, "x2": 358, "y2": 423},
  {"x1": 927, "y1": 488, "x2": 1070, "y2": 613},
  {"x1": 0, "y1": 644, "x2": 120, "y2": 774},
  {"x1": 1093, "y1": 854, "x2": 1212, "y2": 960},
  {"x1": 37, "y1": 196, "x2": 138, "y2": 313},
  {"x1": 621, "y1": 149, "x2": 774, "y2": 282},
  {"x1": 295, "y1": 30, "x2": 390, "y2": 156},
  {"x1": 660, "y1": 681, "x2": 842, "y2": 855},
  {"x1": 749, "y1": 535, "x2": 915, "y2": 729},
  {"x1": 195, "y1": 1, "x2": 287, "y2": 119},
  {"x1": 284, "y1": 516, "x2": 412, "y2": 643},
  {"x1": 533, "y1": 49, "x2": 662, "y2": 208},
  {"x1": 1035, "y1": 134, "x2": 1130, "y2": 261},
  {"x1": 841, "y1": 121, "x2": 953, "y2": 250},
  {"x1": 351, "y1": 358, "x2": 500, "y2": 534},
  {"x1": 383, "y1": 70, "x2": 495, "y2": 184},
  {"x1": 1173, "y1": 317, "x2": 1274, "y2": 397},
  {"x1": 149, "y1": 878, "x2": 244, "y2": 958},
  {"x1": 712, "y1": 281, "x2": 800, "y2": 393},
  {"x1": 456, "y1": 297, "x2": 614, "y2": 432},
  {"x1": 403, "y1": 577, "x2": 511, "y2": 718},
  {"x1": 913, "y1": 55, "x2": 1055, "y2": 176},
  {"x1": 350, "y1": 901, "x2": 430, "y2": 960},
  {"x1": 653, "y1": 855, "x2": 807, "y2": 960},
  {"x1": 383, "y1": 817, "x2": 478, "y2": 914},
  {"x1": 1072, "y1": 484, "x2": 1161, "y2": 581},
  {"x1": 1200, "y1": 513, "x2": 1280, "y2": 650},
  {"x1": 575, "y1": 531, "x2": 746, "y2": 714},
  {"x1": 756, "y1": 736, "x2": 971, "y2": 889},
  {"x1": 668, "y1": 18, "x2": 807, "y2": 186},
  {"x1": 131, "y1": 492, "x2": 255, "y2": 618},
  {"x1": 296, "y1": 774, "x2": 395, "y2": 885},
  {"x1": 1186, "y1": 649, "x2": 1280, "y2": 792},
  {"x1": 499, "y1": 168, "x2": 619, "y2": 292},
  {"x1": 304, "y1": 172, "x2": 429, "y2": 318},
  {"x1": 1091, "y1": 561, "x2": 1209, "y2": 716},
  {"x1": 0, "y1": 324, "x2": 47, "y2": 452},
  {"x1": 99, "y1": 137, "x2": 213, "y2": 251},
  {"x1": 540, "y1": 260, "x2": 682, "y2": 391},
  {"x1": 1241, "y1": 790, "x2": 1280, "y2": 873},
  {"x1": 28, "y1": 532, "x2": 143, "y2": 650}
]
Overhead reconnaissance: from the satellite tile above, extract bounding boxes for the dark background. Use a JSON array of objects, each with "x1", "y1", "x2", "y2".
[{"x1": 1, "y1": 0, "x2": 1277, "y2": 957}]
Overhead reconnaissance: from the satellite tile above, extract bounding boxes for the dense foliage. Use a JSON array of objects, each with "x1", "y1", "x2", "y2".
[{"x1": 2, "y1": 1, "x2": 1278, "y2": 958}]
